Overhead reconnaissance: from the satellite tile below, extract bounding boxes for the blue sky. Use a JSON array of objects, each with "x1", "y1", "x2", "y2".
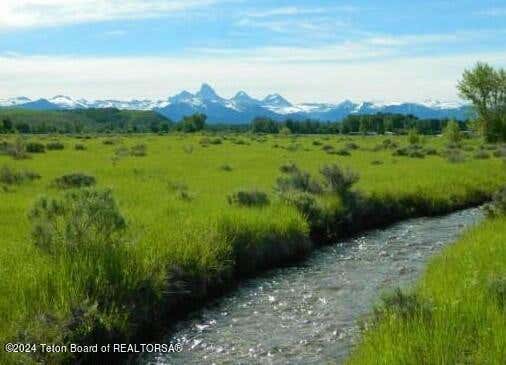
[{"x1": 1, "y1": 0, "x2": 506, "y2": 102}]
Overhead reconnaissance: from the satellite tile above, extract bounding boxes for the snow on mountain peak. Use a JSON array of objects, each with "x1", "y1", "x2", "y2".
[
  {"x1": 0, "y1": 96, "x2": 32, "y2": 107},
  {"x1": 232, "y1": 91, "x2": 259, "y2": 104},
  {"x1": 263, "y1": 93, "x2": 292, "y2": 107}
]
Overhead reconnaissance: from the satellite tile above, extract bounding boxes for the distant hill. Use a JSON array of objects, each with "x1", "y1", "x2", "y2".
[
  {"x1": 0, "y1": 108, "x2": 170, "y2": 133},
  {"x1": 0, "y1": 84, "x2": 473, "y2": 123}
]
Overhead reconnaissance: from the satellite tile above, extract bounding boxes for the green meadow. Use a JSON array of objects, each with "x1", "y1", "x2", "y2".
[{"x1": 0, "y1": 133, "x2": 505, "y2": 363}]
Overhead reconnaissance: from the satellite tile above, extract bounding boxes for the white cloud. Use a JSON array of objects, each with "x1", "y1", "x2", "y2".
[
  {"x1": 366, "y1": 29, "x2": 506, "y2": 47},
  {"x1": 103, "y1": 29, "x2": 127, "y2": 37},
  {"x1": 0, "y1": 0, "x2": 221, "y2": 30},
  {"x1": 476, "y1": 7, "x2": 506, "y2": 16},
  {"x1": 235, "y1": 17, "x2": 347, "y2": 34},
  {"x1": 1, "y1": 52, "x2": 505, "y2": 103},
  {"x1": 195, "y1": 29, "x2": 506, "y2": 63},
  {"x1": 243, "y1": 5, "x2": 359, "y2": 18}
]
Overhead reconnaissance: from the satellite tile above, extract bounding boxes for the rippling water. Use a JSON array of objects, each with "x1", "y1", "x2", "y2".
[{"x1": 144, "y1": 208, "x2": 483, "y2": 365}]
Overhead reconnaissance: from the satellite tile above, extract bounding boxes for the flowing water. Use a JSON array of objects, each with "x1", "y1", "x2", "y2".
[{"x1": 145, "y1": 208, "x2": 483, "y2": 365}]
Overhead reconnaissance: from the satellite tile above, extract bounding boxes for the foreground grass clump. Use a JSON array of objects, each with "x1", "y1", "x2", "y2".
[
  {"x1": 26, "y1": 142, "x2": 46, "y2": 153},
  {"x1": 52, "y1": 173, "x2": 96, "y2": 189},
  {"x1": 16, "y1": 188, "x2": 163, "y2": 364},
  {"x1": 0, "y1": 165, "x2": 40, "y2": 185},
  {"x1": 227, "y1": 189, "x2": 270, "y2": 207},
  {"x1": 348, "y1": 215, "x2": 506, "y2": 365},
  {"x1": 29, "y1": 188, "x2": 126, "y2": 253},
  {"x1": 46, "y1": 141, "x2": 65, "y2": 150}
]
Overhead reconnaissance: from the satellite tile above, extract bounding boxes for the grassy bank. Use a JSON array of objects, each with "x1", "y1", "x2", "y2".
[
  {"x1": 0, "y1": 133, "x2": 505, "y2": 364},
  {"x1": 347, "y1": 211, "x2": 506, "y2": 364}
]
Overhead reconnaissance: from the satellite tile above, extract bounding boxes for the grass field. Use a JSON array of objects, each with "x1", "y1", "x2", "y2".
[
  {"x1": 347, "y1": 214, "x2": 506, "y2": 365},
  {"x1": 0, "y1": 133, "x2": 505, "y2": 363}
]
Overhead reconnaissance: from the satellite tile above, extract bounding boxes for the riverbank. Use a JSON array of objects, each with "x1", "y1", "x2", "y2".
[
  {"x1": 347, "y1": 214, "x2": 506, "y2": 364},
  {"x1": 0, "y1": 134, "x2": 505, "y2": 364},
  {"x1": 144, "y1": 208, "x2": 484, "y2": 364}
]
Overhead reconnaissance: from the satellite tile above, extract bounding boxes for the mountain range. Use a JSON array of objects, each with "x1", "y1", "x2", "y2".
[{"x1": 0, "y1": 84, "x2": 472, "y2": 123}]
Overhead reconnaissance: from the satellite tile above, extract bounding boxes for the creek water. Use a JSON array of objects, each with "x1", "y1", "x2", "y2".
[{"x1": 144, "y1": 208, "x2": 483, "y2": 365}]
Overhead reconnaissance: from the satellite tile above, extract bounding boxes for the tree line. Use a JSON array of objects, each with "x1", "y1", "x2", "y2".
[{"x1": 250, "y1": 114, "x2": 467, "y2": 135}]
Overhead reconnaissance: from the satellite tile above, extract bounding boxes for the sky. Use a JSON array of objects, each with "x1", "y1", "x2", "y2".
[{"x1": 1, "y1": 0, "x2": 506, "y2": 103}]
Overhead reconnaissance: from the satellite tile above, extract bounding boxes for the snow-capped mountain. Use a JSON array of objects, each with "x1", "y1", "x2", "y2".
[
  {"x1": 0, "y1": 96, "x2": 32, "y2": 107},
  {"x1": 0, "y1": 84, "x2": 471, "y2": 123}
]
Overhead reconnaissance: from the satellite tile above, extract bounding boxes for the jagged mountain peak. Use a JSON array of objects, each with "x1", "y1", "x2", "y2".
[
  {"x1": 197, "y1": 83, "x2": 221, "y2": 100},
  {"x1": 169, "y1": 90, "x2": 194, "y2": 103},
  {"x1": 262, "y1": 93, "x2": 292, "y2": 107},
  {"x1": 232, "y1": 91, "x2": 259, "y2": 104}
]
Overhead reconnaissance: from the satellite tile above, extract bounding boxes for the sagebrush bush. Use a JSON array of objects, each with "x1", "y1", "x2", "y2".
[
  {"x1": 276, "y1": 164, "x2": 322, "y2": 194},
  {"x1": 345, "y1": 142, "x2": 360, "y2": 150},
  {"x1": 394, "y1": 145, "x2": 425, "y2": 158},
  {"x1": 481, "y1": 144, "x2": 498, "y2": 151},
  {"x1": 374, "y1": 288, "x2": 432, "y2": 322},
  {"x1": 52, "y1": 173, "x2": 96, "y2": 189},
  {"x1": 228, "y1": 189, "x2": 270, "y2": 207},
  {"x1": 29, "y1": 188, "x2": 126, "y2": 254},
  {"x1": 279, "y1": 190, "x2": 321, "y2": 222},
  {"x1": 320, "y1": 164, "x2": 359, "y2": 195},
  {"x1": 183, "y1": 144, "x2": 194, "y2": 154},
  {"x1": 130, "y1": 144, "x2": 147, "y2": 156},
  {"x1": 74, "y1": 144, "x2": 87, "y2": 151},
  {"x1": 279, "y1": 162, "x2": 298, "y2": 174},
  {"x1": 424, "y1": 147, "x2": 438, "y2": 155},
  {"x1": 46, "y1": 141, "x2": 65, "y2": 150},
  {"x1": 492, "y1": 146, "x2": 506, "y2": 158},
  {"x1": 285, "y1": 143, "x2": 301, "y2": 152},
  {"x1": 200, "y1": 137, "x2": 222, "y2": 146},
  {"x1": 6, "y1": 138, "x2": 29, "y2": 159},
  {"x1": 488, "y1": 276, "x2": 506, "y2": 308},
  {"x1": 445, "y1": 149, "x2": 466, "y2": 163},
  {"x1": 220, "y1": 164, "x2": 233, "y2": 172},
  {"x1": 484, "y1": 187, "x2": 506, "y2": 217},
  {"x1": 0, "y1": 166, "x2": 40, "y2": 185},
  {"x1": 26, "y1": 142, "x2": 45, "y2": 153},
  {"x1": 382, "y1": 139, "x2": 398, "y2": 149},
  {"x1": 474, "y1": 150, "x2": 490, "y2": 159},
  {"x1": 334, "y1": 148, "x2": 351, "y2": 156},
  {"x1": 168, "y1": 181, "x2": 194, "y2": 201}
]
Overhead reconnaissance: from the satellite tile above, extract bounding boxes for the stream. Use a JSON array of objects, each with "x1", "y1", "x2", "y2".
[{"x1": 144, "y1": 208, "x2": 483, "y2": 365}]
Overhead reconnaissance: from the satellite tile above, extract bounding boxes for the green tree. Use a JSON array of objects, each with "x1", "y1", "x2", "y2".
[
  {"x1": 359, "y1": 117, "x2": 369, "y2": 135},
  {"x1": 180, "y1": 113, "x2": 207, "y2": 133},
  {"x1": 150, "y1": 120, "x2": 160, "y2": 133},
  {"x1": 1, "y1": 117, "x2": 13, "y2": 133},
  {"x1": 15, "y1": 122, "x2": 31, "y2": 134},
  {"x1": 377, "y1": 119, "x2": 385, "y2": 135},
  {"x1": 279, "y1": 126, "x2": 292, "y2": 136},
  {"x1": 251, "y1": 117, "x2": 278, "y2": 133},
  {"x1": 458, "y1": 62, "x2": 506, "y2": 142},
  {"x1": 159, "y1": 122, "x2": 170, "y2": 133},
  {"x1": 444, "y1": 119, "x2": 461, "y2": 144},
  {"x1": 407, "y1": 128, "x2": 420, "y2": 145}
]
